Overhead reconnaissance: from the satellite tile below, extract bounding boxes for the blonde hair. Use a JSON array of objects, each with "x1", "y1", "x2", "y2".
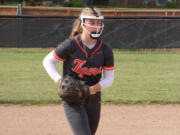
[{"x1": 69, "y1": 8, "x2": 102, "y2": 38}]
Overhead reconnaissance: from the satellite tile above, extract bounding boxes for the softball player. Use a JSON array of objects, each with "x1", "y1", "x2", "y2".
[{"x1": 43, "y1": 7, "x2": 114, "y2": 135}]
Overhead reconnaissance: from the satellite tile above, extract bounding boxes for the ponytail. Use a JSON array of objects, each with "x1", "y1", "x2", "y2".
[{"x1": 69, "y1": 18, "x2": 82, "y2": 38}]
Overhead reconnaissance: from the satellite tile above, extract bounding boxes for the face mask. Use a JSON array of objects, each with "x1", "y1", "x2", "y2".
[{"x1": 80, "y1": 15, "x2": 104, "y2": 39}]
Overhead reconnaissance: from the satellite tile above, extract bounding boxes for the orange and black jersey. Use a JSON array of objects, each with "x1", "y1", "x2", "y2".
[{"x1": 53, "y1": 35, "x2": 114, "y2": 86}]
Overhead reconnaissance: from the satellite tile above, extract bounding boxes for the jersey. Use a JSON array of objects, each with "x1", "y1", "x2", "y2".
[{"x1": 53, "y1": 35, "x2": 114, "y2": 86}]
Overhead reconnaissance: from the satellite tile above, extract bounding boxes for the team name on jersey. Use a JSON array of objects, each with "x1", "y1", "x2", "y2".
[{"x1": 72, "y1": 59, "x2": 102, "y2": 78}]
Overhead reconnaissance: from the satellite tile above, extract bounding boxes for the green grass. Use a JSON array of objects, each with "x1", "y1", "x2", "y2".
[
  {"x1": 0, "y1": 48, "x2": 180, "y2": 105},
  {"x1": 0, "y1": 48, "x2": 61, "y2": 105}
]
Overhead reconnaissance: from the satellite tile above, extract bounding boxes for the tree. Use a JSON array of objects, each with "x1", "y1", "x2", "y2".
[
  {"x1": 30, "y1": 0, "x2": 35, "y2": 6},
  {"x1": 0, "y1": 0, "x2": 4, "y2": 5},
  {"x1": 87, "y1": 0, "x2": 109, "y2": 6},
  {"x1": 124, "y1": 0, "x2": 128, "y2": 6}
]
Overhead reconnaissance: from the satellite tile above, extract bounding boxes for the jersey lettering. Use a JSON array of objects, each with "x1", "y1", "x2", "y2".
[{"x1": 72, "y1": 59, "x2": 102, "y2": 78}]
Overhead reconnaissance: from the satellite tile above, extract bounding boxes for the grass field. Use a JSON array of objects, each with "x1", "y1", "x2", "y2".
[{"x1": 0, "y1": 48, "x2": 180, "y2": 105}]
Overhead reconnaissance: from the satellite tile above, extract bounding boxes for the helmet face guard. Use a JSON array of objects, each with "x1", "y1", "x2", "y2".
[{"x1": 80, "y1": 15, "x2": 104, "y2": 39}]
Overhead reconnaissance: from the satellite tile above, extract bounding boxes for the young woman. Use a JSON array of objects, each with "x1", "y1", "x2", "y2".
[{"x1": 43, "y1": 7, "x2": 114, "y2": 135}]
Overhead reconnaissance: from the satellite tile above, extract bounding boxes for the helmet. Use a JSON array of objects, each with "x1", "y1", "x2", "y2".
[{"x1": 80, "y1": 8, "x2": 104, "y2": 39}]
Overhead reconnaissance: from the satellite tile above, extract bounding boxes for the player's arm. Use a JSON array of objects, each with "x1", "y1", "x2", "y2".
[
  {"x1": 43, "y1": 51, "x2": 62, "y2": 84},
  {"x1": 43, "y1": 39, "x2": 72, "y2": 85},
  {"x1": 89, "y1": 70, "x2": 114, "y2": 94},
  {"x1": 89, "y1": 43, "x2": 114, "y2": 95}
]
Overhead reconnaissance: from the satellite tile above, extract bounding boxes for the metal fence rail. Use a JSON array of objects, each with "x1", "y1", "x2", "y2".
[{"x1": 1, "y1": 14, "x2": 180, "y2": 19}]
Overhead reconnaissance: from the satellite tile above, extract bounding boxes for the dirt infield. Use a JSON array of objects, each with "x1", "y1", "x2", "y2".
[{"x1": 0, "y1": 104, "x2": 180, "y2": 135}]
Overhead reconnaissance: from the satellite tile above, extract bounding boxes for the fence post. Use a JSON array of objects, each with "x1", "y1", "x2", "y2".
[
  {"x1": 150, "y1": 48, "x2": 152, "y2": 54},
  {"x1": 165, "y1": 10, "x2": 168, "y2": 16},
  {"x1": 17, "y1": 4, "x2": 22, "y2": 48},
  {"x1": 17, "y1": 4, "x2": 22, "y2": 15}
]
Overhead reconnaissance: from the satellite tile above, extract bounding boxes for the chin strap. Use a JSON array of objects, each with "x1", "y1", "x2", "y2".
[{"x1": 81, "y1": 23, "x2": 104, "y2": 39}]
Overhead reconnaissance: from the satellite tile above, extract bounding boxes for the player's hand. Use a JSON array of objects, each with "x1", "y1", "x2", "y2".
[
  {"x1": 57, "y1": 78, "x2": 62, "y2": 86},
  {"x1": 89, "y1": 86, "x2": 97, "y2": 95},
  {"x1": 89, "y1": 83, "x2": 102, "y2": 95}
]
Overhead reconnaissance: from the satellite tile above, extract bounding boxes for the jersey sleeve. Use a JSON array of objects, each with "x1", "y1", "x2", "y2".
[
  {"x1": 103, "y1": 44, "x2": 114, "y2": 70},
  {"x1": 52, "y1": 38, "x2": 72, "y2": 61}
]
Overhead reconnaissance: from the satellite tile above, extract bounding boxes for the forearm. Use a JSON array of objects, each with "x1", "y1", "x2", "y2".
[
  {"x1": 99, "y1": 70, "x2": 114, "y2": 90},
  {"x1": 89, "y1": 70, "x2": 114, "y2": 95}
]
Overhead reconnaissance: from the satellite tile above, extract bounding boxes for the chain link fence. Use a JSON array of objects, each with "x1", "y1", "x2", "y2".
[{"x1": 0, "y1": 15, "x2": 180, "y2": 48}]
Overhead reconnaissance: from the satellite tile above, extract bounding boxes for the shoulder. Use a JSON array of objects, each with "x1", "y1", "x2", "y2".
[
  {"x1": 56, "y1": 37, "x2": 77, "y2": 51},
  {"x1": 54, "y1": 37, "x2": 77, "y2": 60},
  {"x1": 57, "y1": 37, "x2": 74, "y2": 47},
  {"x1": 102, "y1": 41, "x2": 113, "y2": 54}
]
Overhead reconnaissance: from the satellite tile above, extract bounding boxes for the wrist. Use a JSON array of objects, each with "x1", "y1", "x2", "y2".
[
  {"x1": 57, "y1": 78, "x2": 62, "y2": 86},
  {"x1": 89, "y1": 83, "x2": 102, "y2": 95},
  {"x1": 89, "y1": 86, "x2": 96, "y2": 95}
]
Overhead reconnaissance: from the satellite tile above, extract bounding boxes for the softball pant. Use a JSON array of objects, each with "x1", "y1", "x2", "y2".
[{"x1": 63, "y1": 92, "x2": 101, "y2": 135}]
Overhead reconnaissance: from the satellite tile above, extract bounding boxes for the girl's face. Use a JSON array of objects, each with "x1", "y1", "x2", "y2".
[
  {"x1": 81, "y1": 12, "x2": 104, "y2": 40},
  {"x1": 83, "y1": 19, "x2": 102, "y2": 33}
]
